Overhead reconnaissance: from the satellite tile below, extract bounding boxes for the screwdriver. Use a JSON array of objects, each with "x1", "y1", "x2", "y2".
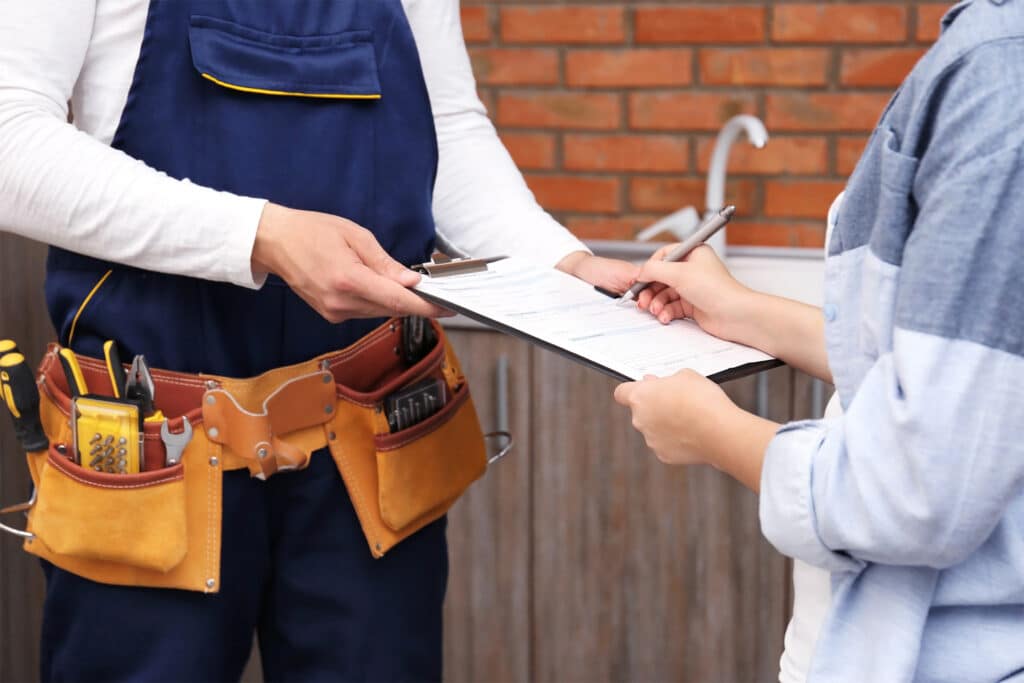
[
  {"x1": 103, "y1": 340, "x2": 127, "y2": 399},
  {"x1": 0, "y1": 352, "x2": 49, "y2": 452},
  {"x1": 58, "y1": 347, "x2": 88, "y2": 398}
]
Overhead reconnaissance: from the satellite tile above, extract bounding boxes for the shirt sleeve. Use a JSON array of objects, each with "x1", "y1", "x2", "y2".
[
  {"x1": 760, "y1": 41, "x2": 1024, "y2": 572},
  {"x1": 403, "y1": 0, "x2": 589, "y2": 268},
  {"x1": 0, "y1": 1, "x2": 268, "y2": 289}
]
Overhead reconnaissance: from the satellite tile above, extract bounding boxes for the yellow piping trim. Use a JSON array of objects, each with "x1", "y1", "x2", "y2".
[
  {"x1": 68, "y1": 269, "x2": 112, "y2": 346},
  {"x1": 201, "y1": 73, "x2": 382, "y2": 100}
]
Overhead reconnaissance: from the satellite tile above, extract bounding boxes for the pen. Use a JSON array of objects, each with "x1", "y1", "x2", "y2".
[{"x1": 616, "y1": 205, "x2": 736, "y2": 306}]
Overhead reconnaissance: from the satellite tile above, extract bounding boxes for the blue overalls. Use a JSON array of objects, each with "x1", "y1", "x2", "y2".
[{"x1": 40, "y1": 2, "x2": 447, "y2": 680}]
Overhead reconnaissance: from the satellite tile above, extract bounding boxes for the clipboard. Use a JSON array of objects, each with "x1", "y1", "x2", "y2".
[{"x1": 412, "y1": 256, "x2": 782, "y2": 384}]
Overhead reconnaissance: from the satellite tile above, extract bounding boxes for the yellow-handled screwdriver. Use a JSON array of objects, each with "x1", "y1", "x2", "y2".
[
  {"x1": 57, "y1": 347, "x2": 88, "y2": 398},
  {"x1": 0, "y1": 352, "x2": 49, "y2": 452}
]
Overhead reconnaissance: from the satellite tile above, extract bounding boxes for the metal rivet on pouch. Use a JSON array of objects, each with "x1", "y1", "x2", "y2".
[
  {"x1": 328, "y1": 431, "x2": 336, "y2": 441},
  {"x1": 205, "y1": 395, "x2": 216, "y2": 405},
  {"x1": 320, "y1": 360, "x2": 330, "y2": 371},
  {"x1": 209, "y1": 456, "x2": 219, "y2": 467},
  {"x1": 322, "y1": 373, "x2": 332, "y2": 384},
  {"x1": 257, "y1": 447, "x2": 268, "y2": 460},
  {"x1": 208, "y1": 427, "x2": 219, "y2": 439},
  {"x1": 206, "y1": 578, "x2": 215, "y2": 589},
  {"x1": 375, "y1": 543, "x2": 382, "y2": 552},
  {"x1": 324, "y1": 404, "x2": 333, "y2": 414},
  {"x1": 205, "y1": 380, "x2": 219, "y2": 390},
  {"x1": 119, "y1": 436, "x2": 127, "y2": 445},
  {"x1": 374, "y1": 405, "x2": 382, "y2": 414}
]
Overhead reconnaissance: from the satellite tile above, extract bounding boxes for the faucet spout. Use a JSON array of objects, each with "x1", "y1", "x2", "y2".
[{"x1": 704, "y1": 115, "x2": 769, "y2": 256}]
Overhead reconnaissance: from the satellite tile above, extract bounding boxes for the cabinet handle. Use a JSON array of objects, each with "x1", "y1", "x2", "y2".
[
  {"x1": 756, "y1": 372, "x2": 769, "y2": 418},
  {"x1": 486, "y1": 354, "x2": 514, "y2": 465},
  {"x1": 495, "y1": 354, "x2": 509, "y2": 434},
  {"x1": 811, "y1": 378, "x2": 825, "y2": 419}
]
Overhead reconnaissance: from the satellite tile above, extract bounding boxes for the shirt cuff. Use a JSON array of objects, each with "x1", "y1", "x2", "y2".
[
  {"x1": 759, "y1": 420, "x2": 863, "y2": 573},
  {"x1": 532, "y1": 216, "x2": 591, "y2": 269},
  {"x1": 206, "y1": 193, "x2": 269, "y2": 290}
]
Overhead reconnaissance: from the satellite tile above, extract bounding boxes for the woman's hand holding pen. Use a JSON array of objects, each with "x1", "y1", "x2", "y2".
[{"x1": 634, "y1": 245, "x2": 755, "y2": 341}]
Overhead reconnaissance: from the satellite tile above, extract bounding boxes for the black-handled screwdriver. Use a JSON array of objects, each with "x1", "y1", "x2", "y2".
[{"x1": 0, "y1": 352, "x2": 49, "y2": 452}]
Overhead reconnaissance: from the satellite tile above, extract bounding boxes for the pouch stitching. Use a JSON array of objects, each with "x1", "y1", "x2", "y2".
[
  {"x1": 328, "y1": 421, "x2": 379, "y2": 553},
  {"x1": 48, "y1": 456, "x2": 183, "y2": 490},
  {"x1": 206, "y1": 442, "x2": 216, "y2": 591},
  {"x1": 375, "y1": 387, "x2": 470, "y2": 451}
]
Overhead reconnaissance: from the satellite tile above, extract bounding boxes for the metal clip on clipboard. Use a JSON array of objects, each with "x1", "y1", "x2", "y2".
[{"x1": 411, "y1": 255, "x2": 506, "y2": 278}]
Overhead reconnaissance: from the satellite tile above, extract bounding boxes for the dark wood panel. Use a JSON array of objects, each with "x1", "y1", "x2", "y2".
[
  {"x1": 531, "y1": 352, "x2": 791, "y2": 683},
  {"x1": 0, "y1": 234, "x2": 55, "y2": 683},
  {"x1": 442, "y1": 331, "x2": 532, "y2": 683}
]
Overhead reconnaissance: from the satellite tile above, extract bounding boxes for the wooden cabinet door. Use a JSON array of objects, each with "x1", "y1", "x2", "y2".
[
  {"x1": 530, "y1": 349, "x2": 791, "y2": 683},
  {"x1": 0, "y1": 235, "x2": 52, "y2": 683},
  {"x1": 442, "y1": 330, "x2": 532, "y2": 683}
]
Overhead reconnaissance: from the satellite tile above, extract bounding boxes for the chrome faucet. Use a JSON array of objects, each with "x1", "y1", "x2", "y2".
[{"x1": 704, "y1": 115, "x2": 768, "y2": 256}]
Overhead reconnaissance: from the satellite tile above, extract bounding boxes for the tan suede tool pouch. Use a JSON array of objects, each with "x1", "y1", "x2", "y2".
[
  {"x1": 26, "y1": 352, "x2": 222, "y2": 592},
  {"x1": 326, "y1": 321, "x2": 487, "y2": 558}
]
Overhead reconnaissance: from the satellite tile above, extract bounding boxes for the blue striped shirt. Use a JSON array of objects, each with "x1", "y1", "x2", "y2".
[{"x1": 760, "y1": 2, "x2": 1024, "y2": 680}]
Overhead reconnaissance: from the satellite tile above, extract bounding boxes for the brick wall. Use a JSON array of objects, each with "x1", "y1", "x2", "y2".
[{"x1": 461, "y1": 2, "x2": 950, "y2": 247}]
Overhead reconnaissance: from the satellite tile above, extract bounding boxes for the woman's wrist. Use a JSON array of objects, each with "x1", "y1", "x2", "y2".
[
  {"x1": 702, "y1": 402, "x2": 778, "y2": 493},
  {"x1": 715, "y1": 285, "x2": 769, "y2": 348}
]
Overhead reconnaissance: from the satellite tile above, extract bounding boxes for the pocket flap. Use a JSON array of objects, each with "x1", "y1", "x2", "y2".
[{"x1": 189, "y1": 15, "x2": 381, "y2": 99}]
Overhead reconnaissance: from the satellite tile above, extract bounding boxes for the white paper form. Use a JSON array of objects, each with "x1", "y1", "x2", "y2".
[{"x1": 414, "y1": 257, "x2": 774, "y2": 382}]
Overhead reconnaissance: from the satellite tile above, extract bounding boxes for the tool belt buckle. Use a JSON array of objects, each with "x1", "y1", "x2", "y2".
[{"x1": 0, "y1": 486, "x2": 36, "y2": 540}]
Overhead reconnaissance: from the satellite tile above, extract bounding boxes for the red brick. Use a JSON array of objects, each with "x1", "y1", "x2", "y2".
[
  {"x1": 498, "y1": 92, "x2": 621, "y2": 130},
  {"x1": 630, "y1": 177, "x2": 756, "y2": 214},
  {"x1": 727, "y1": 221, "x2": 826, "y2": 248},
  {"x1": 461, "y1": 6, "x2": 491, "y2": 44},
  {"x1": 630, "y1": 92, "x2": 758, "y2": 131},
  {"x1": 700, "y1": 48, "x2": 829, "y2": 86},
  {"x1": 564, "y1": 214, "x2": 665, "y2": 241},
  {"x1": 635, "y1": 6, "x2": 766, "y2": 44},
  {"x1": 840, "y1": 48, "x2": 927, "y2": 87},
  {"x1": 469, "y1": 48, "x2": 558, "y2": 86},
  {"x1": 500, "y1": 132, "x2": 556, "y2": 170},
  {"x1": 764, "y1": 180, "x2": 847, "y2": 219},
  {"x1": 766, "y1": 93, "x2": 891, "y2": 131},
  {"x1": 836, "y1": 136, "x2": 870, "y2": 175},
  {"x1": 501, "y1": 6, "x2": 625, "y2": 44},
  {"x1": 696, "y1": 136, "x2": 828, "y2": 175},
  {"x1": 916, "y1": 4, "x2": 949, "y2": 42},
  {"x1": 564, "y1": 134, "x2": 689, "y2": 173},
  {"x1": 567, "y1": 50, "x2": 692, "y2": 88},
  {"x1": 525, "y1": 175, "x2": 621, "y2": 214},
  {"x1": 773, "y1": 4, "x2": 908, "y2": 44}
]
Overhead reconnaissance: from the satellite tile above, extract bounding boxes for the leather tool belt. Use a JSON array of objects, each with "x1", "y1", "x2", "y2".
[{"x1": 16, "y1": 319, "x2": 486, "y2": 593}]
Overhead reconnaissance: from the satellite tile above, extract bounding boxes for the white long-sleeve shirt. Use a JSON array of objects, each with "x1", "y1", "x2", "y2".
[{"x1": 0, "y1": 0, "x2": 586, "y2": 289}]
